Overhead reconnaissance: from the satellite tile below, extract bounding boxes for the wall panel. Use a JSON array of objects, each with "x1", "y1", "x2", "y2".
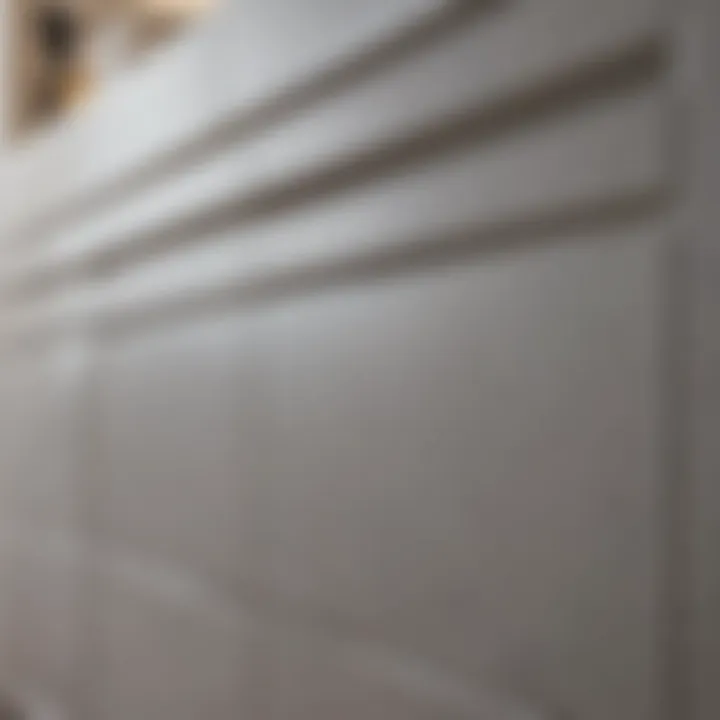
[{"x1": 0, "y1": 0, "x2": 677, "y2": 719}]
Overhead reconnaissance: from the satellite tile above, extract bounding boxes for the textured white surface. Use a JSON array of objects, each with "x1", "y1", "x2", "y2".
[{"x1": 0, "y1": 0, "x2": 676, "y2": 718}]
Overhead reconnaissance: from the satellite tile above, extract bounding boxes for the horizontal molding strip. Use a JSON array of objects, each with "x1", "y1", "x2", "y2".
[
  {"x1": 2, "y1": 84, "x2": 668, "y2": 340},
  {"x1": 0, "y1": 28, "x2": 666, "y2": 301},
  {"x1": 0, "y1": 0, "x2": 661, "y2": 262},
  {"x1": 0, "y1": 0, "x2": 462, "y2": 247},
  {"x1": 0, "y1": 0, "x2": 668, "y2": 343}
]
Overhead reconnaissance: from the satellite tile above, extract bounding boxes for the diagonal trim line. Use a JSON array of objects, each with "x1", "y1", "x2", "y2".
[
  {"x1": 1, "y1": 32, "x2": 666, "y2": 307},
  {"x1": 6, "y1": 0, "x2": 491, "y2": 250}
]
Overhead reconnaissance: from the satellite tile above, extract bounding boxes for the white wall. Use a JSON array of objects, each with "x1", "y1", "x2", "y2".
[{"x1": 0, "y1": 0, "x2": 710, "y2": 719}]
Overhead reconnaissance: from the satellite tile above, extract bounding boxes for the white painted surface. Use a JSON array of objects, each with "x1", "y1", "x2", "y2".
[{"x1": 0, "y1": 0, "x2": 692, "y2": 719}]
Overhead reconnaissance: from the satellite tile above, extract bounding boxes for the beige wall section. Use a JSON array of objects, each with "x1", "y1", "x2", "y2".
[{"x1": 3, "y1": 0, "x2": 714, "y2": 719}]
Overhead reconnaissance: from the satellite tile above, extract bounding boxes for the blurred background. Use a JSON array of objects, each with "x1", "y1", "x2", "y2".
[{"x1": 0, "y1": 1, "x2": 716, "y2": 719}]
